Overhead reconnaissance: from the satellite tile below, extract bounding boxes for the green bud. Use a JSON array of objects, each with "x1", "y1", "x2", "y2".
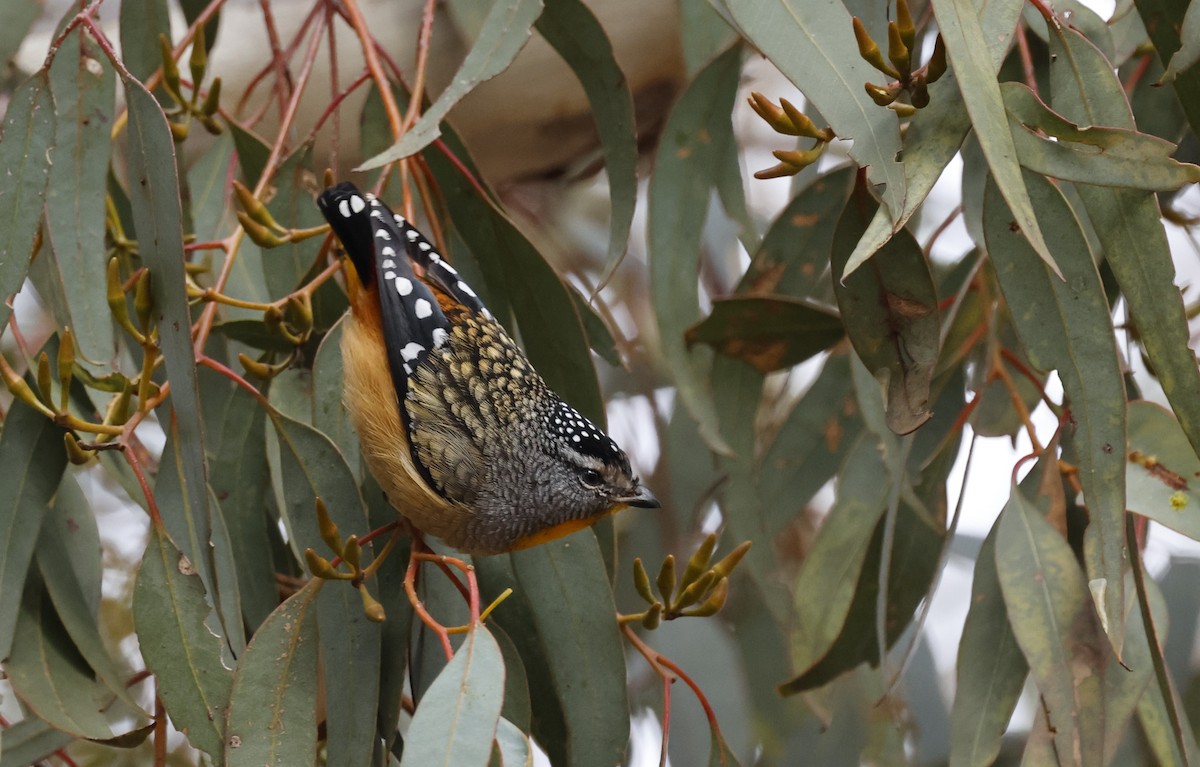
[
  {"x1": 641, "y1": 602, "x2": 662, "y2": 630},
  {"x1": 633, "y1": 557, "x2": 657, "y2": 604},
  {"x1": 681, "y1": 533, "x2": 717, "y2": 591},
  {"x1": 656, "y1": 555, "x2": 676, "y2": 606}
]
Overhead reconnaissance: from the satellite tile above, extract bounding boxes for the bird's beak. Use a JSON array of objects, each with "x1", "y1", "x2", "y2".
[{"x1": 622, "y1": 484, "x2": 661, "y2": 509}]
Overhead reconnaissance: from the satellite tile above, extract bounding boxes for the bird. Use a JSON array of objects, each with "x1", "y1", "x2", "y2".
[{"x1": 317, "y1": 182, "x2": 659, "y2": 555}]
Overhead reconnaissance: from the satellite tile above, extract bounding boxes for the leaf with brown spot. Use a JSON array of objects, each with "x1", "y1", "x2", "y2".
[
  {"x1": 831, "y1": 181, "x2": 940, "y2": 435},
  {"x1": 685, "y1": 295, "x2": 843, "y2": 374}
]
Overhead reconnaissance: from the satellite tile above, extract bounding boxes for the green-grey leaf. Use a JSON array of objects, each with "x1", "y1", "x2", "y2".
[
  {"x1": 225, "y1": 580, "x2": 321, "y2": 767},
  {"x1": 1126, "y1": 401, "x2": 1200, "y2": 540},
  {"x1": 831, "y1": 185, "x2": 939, "y2": 435},
  {"x1": 0, "y1": 1, "x2": 40, "y2": 69},
  {"x1": 1049, "y1": 26, "x2": 1200, "y2": 474},
  {"x1": 46, "y1": 30, "x2": 117, "y2": 370},
  {"x1": 785, "y1": 435, "x2": 889, "y2": 680},
  {"x1": 0, "y1": 398, "x2": 67, "y2": 660},
  {"x1": 724, "y1": 0, "x2": 905, "y2": 220},
  {"x1": 318, "y1": 581, "x2": 381, "y2": 767},
  {"x1": 1160, "y1": 0, "x2": 1200, "y2": 82},
  {"x1": 0, "y1": 714, "x2": 76, "y2": 767},
  {"x1": 133, "y1": 524, "x2": 233, "y2": 759},
  {"x1": 400, "y1": 624, "x2": 505, "y2": 767},
  {"x1": 267, "y1": 409, "x2": 368, "y2": 560},
  {"x1": 983, "y1": 171, "x2": 1126, "y2": 658},
  {"x1": 510, "y1": 532, "x2": 629, "y2": 767},
  {"x1": 358, "y1": 0, "x2": 545, "y2": 169},
  {"x1": 932, "y1": 0, "x2": 1054, "y2": 276},
  {"x1": 37, "y1": 509, "x2": 144, "y2": 714},
  {"x1": 949, "y1": 521, "x2": 1028, "y2": 767},
  {"x1": 202, "y1": 369, "x2": 277, "y2": 630},
  {"x1": 535, "y1": 0, "x2": 637, "y2": 278},
  {"x1": 648, "y1": 44, "x2": 741, "y2": 454},
  {"x1": 313, "y1": 317, "x2": 360, "y2": 475},
  {"x1": 6, "y1": 574, "x2": 114, "y2": 740},
  {"x1": 995, "y1": 487, "x2": 1105, "y2": 766},
  {"x1": 685, "y1": 295, "x2": 843, "y2": 374},
  {"x1": 1002, "y1": 82, "x2": 1200, "y2": 190},
  {"x1": 494, "y1": 716, "x2": 533, "y2": 767},
  {"x1": 126, "y1": 73, "x2": 218, "y2": 605},
  {"x1": 0, "y1": 72, "x2": 55, "y2": 332},
  {"x1": 119, "y1": 0, "x2": 171, "y2": 84}
]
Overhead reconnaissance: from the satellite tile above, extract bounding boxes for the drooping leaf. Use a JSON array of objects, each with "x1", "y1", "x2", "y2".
[
  {"x1": 6, "y1": 573, "x2": 115, "y2": 740},
  {"x1": 1002, "y1": 82, "x2": 1200, "y2": 190},
  {"x1": 983, "y1": 170, "x2": 1127, "y2": 657},
  {"x1": 723, "y1": 0, "x2": 906, "y2": 221},
  {"x1": 126, "y1": 71, "x2": 219, "y2": 609},
  {"x1": 201, "y1": 369, "x2": 277, "y2": 630},
  {"x1": 0, "y1": 2, "x2": 40, "y2": 69},
  {"x1": 118, "y1": 0, "x2": 171, "y2": 84},
  {"x1": 831, "y1": 183, "x2": 939, "y2": 435},
  {"x1": 1049, "y1": 26, "x2": 1200, "y2": 477},
  {"x1": 1135, "y1": 0, "x2": 1200, "y2": 136},
  {"x1": 686, "y1": 295, "x2": 842, "y2": 374},
  {"x1": 648, "y1": 44, "x2": 742, "y2": 454},
  {"x1": 358, "y1": 0, "x2": 545, "y2": 169},
  {"x1": 133, "y1": 523, "x2": 233, "y2": 759},
  {"x1": 0, "y1": 713, "x2": 76, "y2": 767},
  {"x1": 267, "y1": 409, "x2": 368, "y2": 560},
  {"x1": 225, "y1": 580, "x2": 321, "y2": 766},
  {"x1": 949, "y1": 521, "x2": 1029, "y2": 767},
  {"x1": 782, "y1": 435, "x2": 889, "y2": 689},
  {"x1": 995, "y1": 486, "x2": 1106, "y2": 765},
  {"x1": 0, "y1": 399, "x2": 67, "y2": 660},
  {"x1": 931, "y1": 0, "x2": 1055, "y2": 276},
  {"x1": 318, "y1": 581, "x2": 381, "y2": 767},
  {"x1": 400, "y1": 624, "x2": 505, "y2": 767},
  {"x1": 535, "y1": 0, "x2": 637, "y2": 279},
  {"x1": 494, "y1": 716, "x2": 534, "y2": 767},
  {"x1": 312, "y1": 317, "x2": 360, "y2": 474},
  {"x1": 0, "y1": 72, "x2": 55, "y2": 332},
  {"x1": 46, "y1": 29, "x2": 117, "y2": 370},
  {"x1": 510, "y1": 532, "x2": 630, "y2": 767}
]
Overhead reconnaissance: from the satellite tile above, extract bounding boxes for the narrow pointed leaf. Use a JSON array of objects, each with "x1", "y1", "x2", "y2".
[
  {"x1": 318, "y1": 580, "x2": 381, "y2": 767},
  {"x1": 1049, "y1": 27, "x2": 1200, "y2": 474},
  {"x1": 0, "y1": 399, "x2": 67, "y2": 659},
  {"x1": 0, "y1": 714, "x2": 76, "y2": 767},
  {"x1": 535, "y1": 0, "x2": 637, "y2": 276},
  {"x1": 931, "y1": 0, "x2": 1055, "y2": 275},
  {"x1": 225, "y1": 580, "x2": 321, "y2": 767},
  {"x1": 648, "y1": 45, "x2": 742, "y2": 454},
  {"x1": 510, "y1": 532, "x2": 629, "y2": 766},
  {"x1": 494, "y1": 716, "x2": 534, "y2": 767},
  {"x1": 995, "y1": 487, "x2": 1106, "y2": 766},
  {"x1": 949, "y1": 521, "x2": 1028, "y2": 767},
  {"x1": 358, "y1": 0, "x2": 544, "y2": 169},
  {"x1": 983, "y1": 171, "x2": 1127, "y2": 657},
  {"x1": 46, "y1": 30, "x2": 116, "y2": 369},
  {"x1": 134, "y1": 523, "x2": 233, "y2": 759},
  {"x1": 1126, "y1": 401, "x2": 1200, "y2": 541},
  {"x1": 400, "y1": 625, "x2": 505, "y2": 767},
  {"x1": 0, "y1": 72, "x2": 54, "y2": 332},
  {"x1": 1159, "y1": 0, "x2": 1200, "y2": 83}
]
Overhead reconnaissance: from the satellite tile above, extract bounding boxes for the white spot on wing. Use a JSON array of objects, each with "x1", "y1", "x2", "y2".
[
  {"x1": 418, "y1": 242, "x2": 431, "y2": 251},
  {"x1": 375, "y1": 229, "x2": 391, "y2": 240},
  {"x1": 414, "y1": 298, "x2": 433, "y2": 319},
  {"x1": 406, "y1": 229, "x2": 420, "y2": 241},
  {"x1": 394, "y1": 214, "x2": 406, "y2": 225},
  {"x1": 432, "y1": 328, "x2": 449, "y2": 348},
  {"x1": 395, "y1": 277, "x2": 414, "y2": 296},
  {"x1": 457, "y1": 281, "x2": 476, "y2": 297},
  {"x1": 382, "y1": 259, "x2": 396, "y2": 269},
  {"x1": 400, "y1": 342, "x2": 424, "y2": 361},
  {"x1": 384, "y1": 271, "x2": 396, "y2": 280}
]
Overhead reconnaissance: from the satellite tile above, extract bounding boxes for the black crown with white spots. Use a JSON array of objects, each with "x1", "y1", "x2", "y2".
[{"x1": 548, "y1": 400, "x2": 628, "y2": 471}]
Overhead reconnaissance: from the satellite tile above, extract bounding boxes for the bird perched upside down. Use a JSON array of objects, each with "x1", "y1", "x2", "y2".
[{"x1": 318, "y1": 183, "x2": 659, "y2": 555}]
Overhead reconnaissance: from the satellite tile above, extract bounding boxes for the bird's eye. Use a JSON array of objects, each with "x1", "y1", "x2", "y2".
[{"x1": 580, "y1": 469, "x2": 604, "y2": 488}]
